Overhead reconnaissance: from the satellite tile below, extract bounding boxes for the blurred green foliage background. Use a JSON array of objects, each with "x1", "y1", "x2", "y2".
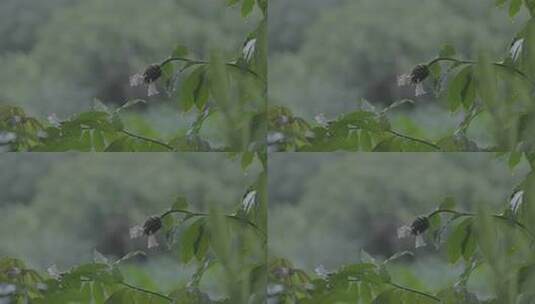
[
  {"x1": 0, "y1": 154, "x2": 260, "y2": 294},
  {"x1": 269, "y1": 0, "x2": 527, "y2": 146},
  {"x1": 0, "y1": 0, "x2": 260, "y2": 144},
  {"x1": 268, "y1": 153, "x2": 531, "y2": 295}
]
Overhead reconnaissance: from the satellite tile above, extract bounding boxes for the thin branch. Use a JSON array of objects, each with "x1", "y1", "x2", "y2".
[
  {"x1": 348, "y1": 279, "x2": 441, "y2": 302},
  {"x1": 79, "y1": 279, "x2": 173, "y2": 302},
  {"x1": 161, "y1": 209, "x2": 266, "y2": 239},
  {"x1": 389, "y1": 282, "x2": 441, "y2": 302},
  {"x1": 160, "y1": 57, "x2": 264, "y2": 81},
  {"x1": 120, "y1": 282, "x2": 173, "y2": 302},
  {"x1": 428, "y1": 209, "x2": 535, "y2": 241},
  {"x1": 387, "y1": 130, "x2": 441, "y2": 151},
  {"x1": 120, "y1": 129, "x2": 174, "y2": 151},
  {"x1": 427, "y1": 57, "x2": 533, "y2": 85}
]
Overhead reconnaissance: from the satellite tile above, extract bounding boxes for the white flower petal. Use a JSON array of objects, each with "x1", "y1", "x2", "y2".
[
  {"x1": 242, "y1": 190, "x2": 257, "y2": 215},
  {"x1": 47, "y1": 113, "x2": 61, "y2": 127},
  {"x1": 415, "y1": 234, "x2": 426, "y2": 248},
  {"x1": 397, "y1": 74, "x2": 411, "y2": 87},
  {"x1": 147, "y1": 83, "x2": 159, "y2": 96},
  {"x1": 314, "y1": 113, "x2": 329, "y2": 127},
  {"x1": 510, "y1": 190, "x2": 524, "y2": 214},
  {"x1": 129, "y1": 74, "x2": 144, "y2": 87},
  {"x1": 415, "y1": 83, "x2": 426, "y2": 96},
  {"x1": 511, "y1": 39, "x2": 524, "y2": 62},
  {"x1": 129, "y1": 225, "x2": 144, "y2": 239},
  {"x1": 147, "y1": 235, "x2": 159, "y2": 248},
  {"x1": 314, "y1": 265, "x2": 330, "y2": 279},
  {"x1": 47, "y1": 265, "x2": 61, "y2": 280},
  {"x1": 397, "y1": 225, "x2": 412, "y2": 239},
  {"x1": 0, "y1": 283, "x2": 16, "y2": 296},
  {"x1": 243, "y1": 38, "x2": 257, "y2": 62}
]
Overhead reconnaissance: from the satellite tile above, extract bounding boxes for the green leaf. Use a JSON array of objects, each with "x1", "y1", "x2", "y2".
[
  {"x1": 241, "y1": 151, "x2": 255, "y2": 170},
  {"x1": 525, "y1": 0, "x2": 535, "y2": 16},
  {"x1": 173, "y1": 196, "x2": 189, "y2": 210},
  {"x1": 241, "y1": 0, "x2": 255, "y2": 17},
  {"x1": 510, "y1": 0, "x2": 522, "y2": 17},
  {"x1": 440, "y1": 197, "x2": 457, "y2": 210},
  {"x1": 447, "y1": 66, "x2": 475, "y2": 111},
  {"x1": 360, "y1": 130, "x2": 373, "y2": 151},
  {"x1": 508, "y1": 151, "x2": 523, "y2": 169},
  {"x1": 439, "y1": 44, "x2": 456, "y2": 57},
  {"x1": 172, "y1": 44, "x2": 189, "y2": 58},
  {"x1": 447, "y1": 218, "x2": 473, "y2": 264},
  {"x1": 179, "y1": 67, "x2": 209, "y2": 112},
  {"x1": 179, "y1": 219, "x2": 207, "y2": 264}
]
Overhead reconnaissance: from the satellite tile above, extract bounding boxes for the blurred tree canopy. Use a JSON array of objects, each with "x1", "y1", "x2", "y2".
[
  {"x1": 268, "y1": 154, "x2": 527, "y2": 269},
  {"x1": 269, "y1": 0, "x2": 523, "y2": 118},
  {"x1": 0, "y1": 154, "x2": 259, "y2": 268},
  {"x1": 0, "y1": 0, "x2": 255, "y2": 117}
]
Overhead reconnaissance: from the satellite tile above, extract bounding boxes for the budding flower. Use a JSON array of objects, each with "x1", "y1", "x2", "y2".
[
  {"x1": 130, "y1": 64, "x2": 162, "y2": 97},
  {"x1": 397, "y1": 216, "x2": 430, "y2": 248},
  {"x1": 129, "y1": 216, "x2": 163, "y2": 248},
  {"x1": 398, "y1": 64, "x2": 430, "y2": 97}
]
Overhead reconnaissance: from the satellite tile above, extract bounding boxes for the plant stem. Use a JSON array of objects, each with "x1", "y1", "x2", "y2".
[
  {"x1": 120, "y1": 282, "x2": 173, "y2": 302},
  {"x1": 120, "y1": 129, "x2": 174, "y2": 151},
  {"x1": 428, "y1": 209, "x2": 535, "y2": 241},
  {"x1": 348, "y1": 279, "x2": 441, "y2": 302},
  {"x1": 160, "y1": 57, "x2": 263, "y2": 81},
  {"x1": 387, "y1": 129, "x2": 442, "y2": 151},
  {"x1": 160, "y1": 209, "x2": 266, "y2": 239},
  {"x1": 427, "y1": 57, "x2": 532, "y2": 85},
  {"x1": 388, "y1": 282, "x2": 441, "y2": 302}
]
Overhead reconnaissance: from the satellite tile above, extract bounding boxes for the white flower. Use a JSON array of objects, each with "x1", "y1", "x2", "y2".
[
  {"x1": 397, "y1": 74, "x2": 412, "y2": 87},
  {"x1": 0, "y1": 132, "x2": 16, "y2": 144},
  {"x1": 129, "y1": 225, "x2": 144, "y2": 239},
  {"x1": 147, "y1": 83, "x2": 159, "y2": 97},
  {"x1": 397, "y1": 216, "x2": 430, "y2": 248},
  {"x1": 398, "y1": 64, "x2": 430, "y2": 97},
  {"x1": 314, "y1": 265, "x2": 331, "y2": 279},
  {"x1": 129, "y1": 73, "x2": 145, "y2": 87},
  {"x1": 397, "y1": 225, "x2": 412, "y2": 239},
  {"x1": 415, "y1": 83, "x2": 426, "y2": 96},
  {"x1": 47, "y1": 265, "x2": 62, "y2": 280},
  {"x1": 130, "y1": 64, "x2": 162, "y2": 97},
  {"x1": 129, "y1": 216, "x2": 162, "y2": 249},
  {"x1": 0, "y1": 284, "x2": 16, "y2": 296},
  {"x1": 47, "y1": 113, "x2": 62, "y2": 127},
  {"x1": 267, "y1": 132, "x2": 285, "y2": 144},
  {"x1": 415, "y1": 234, "x2": 426, "y2": 248},
  {"x1": 314, "y1": 113, "x2": 329, "y2": 127},
  {"x1": 241, "y1": 190, "x2": 257, "y2": 215},
  {"x1": 510, "y1": 190, "x2": 524, "y2": 214},
  {"x1": 147, "y1": 235, "x2": 159, "y2": 249},
  {"x1": 510, "y1": 39, "x2": 524, "y2": 63},
  {"x1": 243, "y1": 38, "x2": 257, "y2": 62}
]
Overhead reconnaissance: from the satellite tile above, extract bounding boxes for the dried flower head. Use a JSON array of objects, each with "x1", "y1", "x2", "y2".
[
  {"x1": 130, "y1": 216, "x2": 163, "y2": 248},
  {"x1": 398, "y1": 64, "x2": 430, "y2": 96},
  {"x1": 130, "y1": 64, "x2": 163, "y2": 97},
  {"x1": 397, "y1": 216, "x2": 430, "y2": 248}
]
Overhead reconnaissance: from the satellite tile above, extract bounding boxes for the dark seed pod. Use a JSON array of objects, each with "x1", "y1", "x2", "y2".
[
  {"x1": 143, "y1": 64, "x2": 162, "y2": 83},
  {"x1": 410, "y1": 216, "x2": 430, "y2": 235},
  {"x1": 410, "y1": 64, "x2": 430, "y2": 84},
  {"x1": 143, "y1": 216, "x2": 162, "y2": 235}
]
